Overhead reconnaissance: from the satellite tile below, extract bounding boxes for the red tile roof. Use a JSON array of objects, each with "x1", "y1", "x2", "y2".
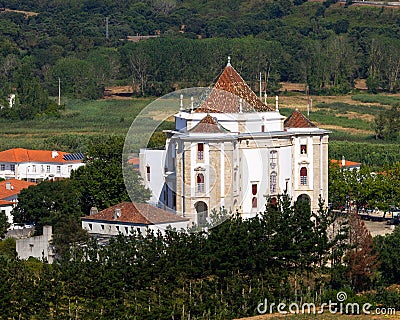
[
  {"x1": 0, "y1": 200, "x2": 14, "y2": 206},
  {"x1": 127, "y1": 158, "x2": 140, "y2": 166},
  {"x1": 284, "y1": 110, "x2": 316, "y2": 128},
  {"x1": 0, "y1": 179, "x2": 36, "y2": 199},
  {"x1": 0, "y1": 148, "x2": 81, "y2": 163},
  {"x1": 82, "y1": 202, "x2": 189, "y2": 225},
  {"x1": 189, "y1": 115, "x2": 230, "y2": 134},
  {"x1": 330, "y1": 159, "x2": 362, "y2": 168},
  {"x1": 195, "y1": 65, "x2": 272, "y2": 113}
]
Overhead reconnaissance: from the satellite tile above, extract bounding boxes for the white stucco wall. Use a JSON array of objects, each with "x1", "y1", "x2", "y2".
[
  {"x1": 82, "y1": 220, "x2": 189, "y2": 236},
  {"x1": 0, "y1": 162, "x2": 84, "y2": 181},
  {"x1": 16, "y1": 225, "x2": 54, "y2": 263},
  {"x1": 139, "y1": 149, "x2": 167, "y2": 206}
]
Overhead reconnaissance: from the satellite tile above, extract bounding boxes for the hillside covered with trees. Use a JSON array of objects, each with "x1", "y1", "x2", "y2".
[{"x1": 1, "y1": 0, "x2": 400, "y2": 115}]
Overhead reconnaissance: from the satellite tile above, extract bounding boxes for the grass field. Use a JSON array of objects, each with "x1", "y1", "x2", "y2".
[
  {"x1": 0, "y1": 98, "x2": 153, "y2": 151},
  {"x1": 0, "y1": 93, "x2": 398, "y2": 154}
]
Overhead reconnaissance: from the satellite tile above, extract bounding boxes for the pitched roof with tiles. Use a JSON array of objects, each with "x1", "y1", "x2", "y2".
[
  {"x1": 0, "y1": 179, "x2": 36, "y2": 199},
  {"x1": 330, "y1": 159, "x2": 362, "y2": 168},
  {"x1": 82, "y1": 202, "x2": 189, "y2": 225},
  {"x1": 0, "y1": 200, "x2": 14, "y2": 206},
  {"x1": 284, "y1": 110, "x2": 316, "y2": 128},
  {"x1": 195, "y1": 64, "x2": 272, "y2": 113},
  {"x1": 0, "y1": 148, "x2": 82, "y2": 164},
  {"x1": 189, "y1": 114, "x2": 230, "y2": 134}
]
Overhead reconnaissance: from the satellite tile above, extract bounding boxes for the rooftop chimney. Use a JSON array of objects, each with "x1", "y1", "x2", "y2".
[
  {"x1": 89, "y1": 207, "x2": 98, "y2": 216},
  {"x1": 51, "y1": 151, "x2": 59, "y2": 159},
  {"x1": 342, "y1": 155, "x2": 345, "y2": 167},
  {"x1": 113, "y1": 208, "x2": 122, "y2": 219},
  {"x1": 5, "y1": 181, "x2": 11, "y2": 190}
]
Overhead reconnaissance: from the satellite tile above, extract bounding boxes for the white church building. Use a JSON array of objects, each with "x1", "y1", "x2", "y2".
[{"x1": 140, "y1": 59, "x2": 329, "y2": 225}]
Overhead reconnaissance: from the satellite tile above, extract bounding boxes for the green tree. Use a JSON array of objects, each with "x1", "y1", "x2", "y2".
[
  {"x1": 0, "y1": 238, "x2": 16, "y2": 259},
  {"x1": 0, "y1": 211, "x2": 10, "y2": 238},
  {"x1": 12, "y1": 179, "x2": 82, "y2": 232},
  {"x1": 374, "y1": 226, "x2": 400, "y2": 285},
  {"x1": 72, "y1": 135, "x2": 150, "y2": 214}
]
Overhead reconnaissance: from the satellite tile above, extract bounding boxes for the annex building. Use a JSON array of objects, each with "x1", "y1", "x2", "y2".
[
  {"x1": 0, "y1": 148, "x2": 84, "y2": 182},
  {"x1": 140, "y1": 59, "x2": 329, "y2": 225}
]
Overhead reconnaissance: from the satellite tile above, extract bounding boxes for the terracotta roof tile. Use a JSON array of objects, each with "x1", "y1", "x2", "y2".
[
  {"x1": 82, "y1": 202, "x2": 189, "y2": 225},
  {"x1": 0, "y1": 148, "x2": 82, "y2": 163},
  {"x1": 195, "y1": 65, "x2": 272, "y2": 113},
  {"x1": 0, "y1": 179, "x2": 36, "y2": 199},
  {"x1": 284, "y1": 110, "x2": 316, "y2": 128},
  {"x1": 189, "y1": 115, "x2": 230, "y2": 134},
  {"x1": 330, "y1": 159, "x2": 362, "y2": 168},
  {"x1": 0, "y1": 200, "x2": 14, "y2": 206}
]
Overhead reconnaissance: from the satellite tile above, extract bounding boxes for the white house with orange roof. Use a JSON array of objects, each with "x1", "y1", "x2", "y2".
[
  {"x1": 0, "y1": 148, "x2": 85, "y2": 182},
  {"x1": 81, "y1": 202, "x2": 189, "y2": 236},
  {"x1": 0, "y1": 179, "x2": 36, "y2": 224},
  {"x1": 330, "y1": 156, "x2": 361, "y2": 171},
  {"x1": 140, "y1": 59, "x2": 330, "y2": 225}
]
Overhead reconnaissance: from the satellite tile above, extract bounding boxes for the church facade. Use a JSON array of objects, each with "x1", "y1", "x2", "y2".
[{"x1": 140, "y1": 60, "x2": 329, "y2": 224}]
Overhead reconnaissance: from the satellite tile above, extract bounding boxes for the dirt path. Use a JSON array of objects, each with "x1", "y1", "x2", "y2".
[{"x1": 2, "y1": 8, "x2": 38, "y2": 17}]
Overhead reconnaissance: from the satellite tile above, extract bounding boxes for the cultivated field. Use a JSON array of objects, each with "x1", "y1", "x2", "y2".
[{"x1": 0, "y1": 93, "x2": 399, "y2": 152}]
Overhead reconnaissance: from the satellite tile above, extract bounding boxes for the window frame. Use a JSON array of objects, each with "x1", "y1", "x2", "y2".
[
  {"x1": 270, "y1": 171, "x2": 277, "y2": 193},
  {"x1": 300, "y1": 167, "x2": 308, "y2": 186},
  {"x1": 197, "y1": 143, "x2": 204, "y2": 160},
  {"x1": 196, "y1": 173, "x2": 205, "y2": 193}
]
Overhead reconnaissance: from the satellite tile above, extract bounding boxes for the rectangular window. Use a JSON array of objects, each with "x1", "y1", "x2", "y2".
[
  {"x1": 270, "y1": 151, "x2": 277, "y2": 169},
  {"x1": 125, "y1": 227, "x2": 129, "y2": 234},
  {"x1": 301, "y1": 144, "x2": 307, "y2": 154},
  {"x1": 270, "y1": 173, "x2": 277, "y2": 193},
  {"x1": 68, "y1": 165, "x2": 72, "y2": 173},
  {"x1": 56, "y1": 166, "x2": 61, "y2": 174},
  {"x1": 10, "y1": 164, "x2": 15, "y2": 171},
  {"x1": 101, "y1": 225, "x2": 104, "y2": 230},
  {"x1": 197, "y1": 143, "x2": 204, "y2": 160},
  {"x1": 46, "y1": 165, "x2": 50, "y2": 173},
  {"x1": 88, "y1": 224, "x2": 92, "y2": 231},
  {"x1": 252, "y1": 184, "x2": 257, "y2": 195},
  {"x1": 32, "y1": 165, "x2": 36, "y2": 173},
  {"x1": 0, "y1": 164, "x2": 4, "y2": 171},
  {"x1": 146, "y1": 166, "x2": 150, "y2": 181},
  {"x1": 261, "y1": 125, "x2": 265, "y2": 132},
  {"x1": 116, "y1": 226, "x2": 120, "y2": 232}
]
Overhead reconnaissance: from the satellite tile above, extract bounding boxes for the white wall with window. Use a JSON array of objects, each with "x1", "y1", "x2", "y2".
[
  {"x1": 139, "y1": 149, "x2": 167, "y2": 206},
  {"x1": 0, "y1": 162, "x2": 84, "y2": 181}
]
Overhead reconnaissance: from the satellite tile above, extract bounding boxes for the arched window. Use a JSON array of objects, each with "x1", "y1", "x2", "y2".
[
  {"x1": 195, "y1": 201, "x2": 208, "y2": 226},
  {"x1": 196, "y1": 173, "x2": 205, "y2": 192},
  {"x1": 270, "y1": 197, "x2": 278, "y2": 205},
  {"x1": 300, "y1": 167, "x2": 308, "y2": 185},
  {"x1": 270, "y1": 172, "x2": 277, "y2": 193},
  {"x1": 252, "y1": 197, "x2": 258, "y2": 208}
]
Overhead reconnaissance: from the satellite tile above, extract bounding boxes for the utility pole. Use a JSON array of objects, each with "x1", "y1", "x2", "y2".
[
  {"x1": 58, "y1": 77, "x2": 61, "y2": 106},
  {"x1": 306, "y1": 85, "x2": 310, "y2": 116},
  {"x1": 106, "y1": 17, "x2": 109, "y2": 40}
]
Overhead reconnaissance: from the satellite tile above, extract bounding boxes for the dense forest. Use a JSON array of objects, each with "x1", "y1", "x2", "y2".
[
  {"x1": 1, "y1": 198, "x2": 400, "y2": 318},
  {"x1": 1, "y1": 0, "x2": 400, "y2": 118}
]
